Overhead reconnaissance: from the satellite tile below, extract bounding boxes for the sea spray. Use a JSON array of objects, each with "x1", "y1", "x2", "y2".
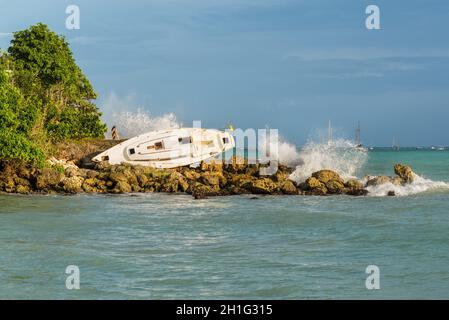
[
  {"x1": 365, "y1": 173, "x2": 449, "y2": 197},
  {"x1": 257, "y1": 133, "x2": 301, "y2": 167},
  {"x1": 110, "y1": 109, "x2": 179, "y2": 138},
  {"x1": 101, "y1": 92, "x2": 180, "y2": 138},
  {"x1": 289, "y1": 139, "x2": 368, "y2": 183}
]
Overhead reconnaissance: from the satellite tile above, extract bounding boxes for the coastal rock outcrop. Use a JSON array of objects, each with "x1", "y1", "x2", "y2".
[
  {"x1": 394, "y1": 164, "x2": 414, "y2": 184},
  {"x1": 0, "y1": 149, "x2": 417, "y2": 200}
]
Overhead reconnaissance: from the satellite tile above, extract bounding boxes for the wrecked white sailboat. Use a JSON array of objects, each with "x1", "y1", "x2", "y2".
[{"x1": 92, "y1": 128, "x2": 235, "y2": 168}]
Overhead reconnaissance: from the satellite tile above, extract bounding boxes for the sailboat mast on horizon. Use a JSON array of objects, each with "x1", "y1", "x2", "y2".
[
  {"x1": 328, "y1": 120, "x2": 333, "y2": 145},
  {"x1": 355, "y1": 121, "x2": 361, "y2": 147},
  {"x1": 393, "y1": 136, "x2": 400, "y2": 151}
]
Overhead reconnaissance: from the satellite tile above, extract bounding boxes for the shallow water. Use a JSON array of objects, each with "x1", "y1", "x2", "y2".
[{"x1": 1, "y1": 150, "x2": 449, "y2": 299}]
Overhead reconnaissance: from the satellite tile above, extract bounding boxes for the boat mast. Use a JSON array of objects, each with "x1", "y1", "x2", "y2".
[{"x1": 355, "y1": 121, "x2": 361, "y2": 146}]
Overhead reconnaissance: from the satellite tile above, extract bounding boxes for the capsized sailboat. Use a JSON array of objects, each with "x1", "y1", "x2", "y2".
[{"x1": 92, "y1": 128, "x2": 235, "y2": 168}]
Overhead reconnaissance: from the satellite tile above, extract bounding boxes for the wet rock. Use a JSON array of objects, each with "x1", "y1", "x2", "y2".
[
  {"x1": 271, "y1": 170, "x2": 289, "y2": 183},
  {"x1": 226, "y1": 156, "x2": 247, "y2": 173},
  {"x1": 79, "y1": 169, "x2": 99, "y2": 179},
  {"x1": 182, "y1": 169, "x2": 201, "y2": 181},
  {"x1": 82, "y1": 178, "x2": 98, "y2": 193},
  {"x1": 190, "y1": 182, "x2": 219, "y2": 199},
  {"x1": 243, "y1": 178, "x2": 278, "y2": 194},
  {"x1": 245, "y1": 164, "x2": 260, "y2": 177},
  {"x1": 36, "y1": 168, "x2": 65, "y2": 191},
  {"x1": 230, "y1": 174, "x2": 255, "y2": 188},
  {"x1": 346, "y1": 179, "x2": 364, "y2": 190},
  {"x1": 394, "y1": 164, "x2": 414, "y2": 184},
  {"x1": 303, "y1": 177, "x2": 327, "y2": 195},
  {"x1": 0, "y1": 176, "x2": 16, "y2": 193},
  {"x1": 312, "y1": 170, "x2": 344, "y2": 184},
  {"x1": 62, "y1": 176, "x2": 84, "y2": 193},
  {"x1": 387, "y1": 190, "x2": 396, "y2": 196},
  {"x1": 366, "y1": 176, "x2": 393, "y2": 187},
  {"x1": 64, "y1": 167, "x2": 79, "y2": 178},
  {"x1": 325, "y1": 179, "x2": 346, "y2": 194},
  {"x1": 279, "y1": 180, "x2": 298, "y2": 195},
  {"x1": 15, "y1": 185, "x2": 30, "y2": 194},
  {"x1": 391, "y1": 177, "x2": 403, "y2": 186},
  {"x1": 200, "y1": 171, "x2": 220, "y2": 187},
  {"x1": 346, "y1": 188, "x2": 369, "y2": 196},
  {"x1": 112, "y1": 181, "x2": 132, "y2": 194},
  {"x1": 200, "y1": 161, "x2": 223, "y2": 172}
]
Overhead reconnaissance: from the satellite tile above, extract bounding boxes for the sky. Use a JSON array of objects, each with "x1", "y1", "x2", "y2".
[{"x1": 1, "y1": 0, "x2": 449, "y2": 146}]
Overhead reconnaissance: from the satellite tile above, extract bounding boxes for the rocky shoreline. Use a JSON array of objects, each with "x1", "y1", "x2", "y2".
[{"x1": 0, "y1": 140, "x2": 415, "y2": 199}]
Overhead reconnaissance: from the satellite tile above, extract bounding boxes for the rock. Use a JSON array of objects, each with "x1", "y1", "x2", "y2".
[
  {"x1": 312, "y1": 170, "x2": 344, "y2": 184},
  {"x1": 78, "y1": 169, "x2": 99, "y2": 179},
  {"x1": 36, "y1": 168, "x2": 65, "y2": 191},
  {"x1": 230, "y1": 174, "x2": 255, "y2": 188},
  {"x1": 366, "y1": 176, "x2": 393, "y2": 187},
  {"x1": 16, "y1": 165, "x2": 32, "y2": 179},
  {"x1": 394, "y1": 164, "x2": 414, "y2": 184},
  {"x1": 14, "y1": 177, "x2": 30, "y2": 188},
  {"x1": 279, "y1": 180, "x2": 298, "y2": 195},
  {"x1": 346, "y1": 179, "x2": 364, "y2": 190},
  {"x1": 243, "y1": 178, "x2": 278, "y2": 194},
  {"x1": 271, "y1": 170, "x2": 289, "y2": 182},
  {"x1": 190, "y1": 182, "x2": 219, "y2": 199},
  {"x1": 64, "y1": 167, "x2": 79, "y2": 178},
  {"x1": 391, "y1": 177, "x2": 403, "y2": 186},
  {"x1": 108, "y1": 172, "x2": 128, "y2": 184},
  {"x1": 245, "y1": 164, "x2": 260, "y2": 177},
  {"x1": 136, "y1": 174, "x2": 148, "y2": 188},
  {"x1": 95, "y1": 161, "x2": 111, "y2": 171},
  {"x1": 62, "y1": 176, "x2": 84, "y2": 193},
  {"x1": 112, "y1": 181, "x2": 132, "y2": 194},
  {"x1": 346, "y1": 188, "x2": 369, "y2": 196},
  {"x1": 325, "y1": 179, "x2": 346, "y2": 194},
  {"x1": 166, "y1": 171, "x2": 189, "y2": 192},
  {"x1": 226, "y1": 156, "x2": 247, "y2": 173},
  {"x1": 345, "y1": 179, "x2": 367, "y2": 196},
  {"x1": 303, "y1": 177, "x2": 328, "y2": 195},
  {"x1": 387, "y1": 190, "x2": 396, "y2": 196},
  {"x1": 200, "y1": 172, "x2": 220, "y2": 187},
  {"x1": 15, "y1": 185, "x2": 30, "y2": 194},
  {"x1": 182, "y1": 169, "x2": 201, "y2": 181},
  {"x1": 82, "y1": 178, "x2": 98, "y2": 193},
  {"x1": 200, "y1": 161, "x2": 223, "y2": 172}
]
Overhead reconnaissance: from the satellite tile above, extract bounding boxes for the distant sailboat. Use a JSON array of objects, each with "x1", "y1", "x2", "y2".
[
  {"x1": 354, "y1": 122, "x2": 368, "y2": 152},
  {"x1": 328, "y1": 120, "x2": 333, "y2": 144},
  {"x1": 392, "y1": 136, "x2": 400, "y2": 151}
]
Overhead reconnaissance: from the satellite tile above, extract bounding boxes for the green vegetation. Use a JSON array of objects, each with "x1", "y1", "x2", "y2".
[{"x1": 0, "y1": 23, "x2": 106, "y2": 165}]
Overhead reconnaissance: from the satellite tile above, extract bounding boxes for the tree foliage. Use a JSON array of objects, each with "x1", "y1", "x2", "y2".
[{"x1": 0, "y1": 23, "x2": 107, "y2": 164}]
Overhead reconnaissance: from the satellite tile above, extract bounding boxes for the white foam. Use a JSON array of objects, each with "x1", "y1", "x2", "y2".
[
  {"x1": 366, "y1": 173, "x2": 449, "y2": 197},
  {"x1": 289, "y1": 139, "x2": 368, "y2": 183},
  {"x1": 101, "y1": 92, "x2": 180, "y2": 138}
]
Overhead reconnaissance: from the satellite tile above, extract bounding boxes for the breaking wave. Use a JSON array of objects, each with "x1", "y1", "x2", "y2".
[
  {"x1": 101, "y1": 92, "x2": 180, "y2": 138},
  {"x1": 289, "y1": 139, "x2": 368, "y2": 183},
  {"x1": 365, "y1": 174, "x2": 449, "y2": 197}
]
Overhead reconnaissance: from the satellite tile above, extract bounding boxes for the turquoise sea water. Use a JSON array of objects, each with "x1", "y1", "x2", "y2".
[{"x1": 1, "y1": 150, "x2": 449, "y2": 299}]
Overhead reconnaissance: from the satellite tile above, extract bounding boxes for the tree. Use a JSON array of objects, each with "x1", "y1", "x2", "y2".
[
  {"x1": 8, "y1": 23, "x2": 106, "y2": 140},
  {"x1": 0, "y1": 67, "x2": 44, "y2": 164}
]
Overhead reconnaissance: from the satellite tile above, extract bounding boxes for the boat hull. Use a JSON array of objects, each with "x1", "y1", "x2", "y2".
[{"x1": 92, "y1": 128, "x2": 235, "y2": 168}]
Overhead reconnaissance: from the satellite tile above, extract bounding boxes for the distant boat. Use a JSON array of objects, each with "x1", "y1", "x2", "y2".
[
  {"x1": 354, "y1": 121, "x2": 368, "y2": 152},
  {"x1": 392, "y1": 136, "x2": 400, "y2": 151},
  {"x1": 328, "y1": 120, "x2": 333, "y2": 144},
  {"x1": 92, "y1": 128, "x2": 235, "y2": 168}
]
